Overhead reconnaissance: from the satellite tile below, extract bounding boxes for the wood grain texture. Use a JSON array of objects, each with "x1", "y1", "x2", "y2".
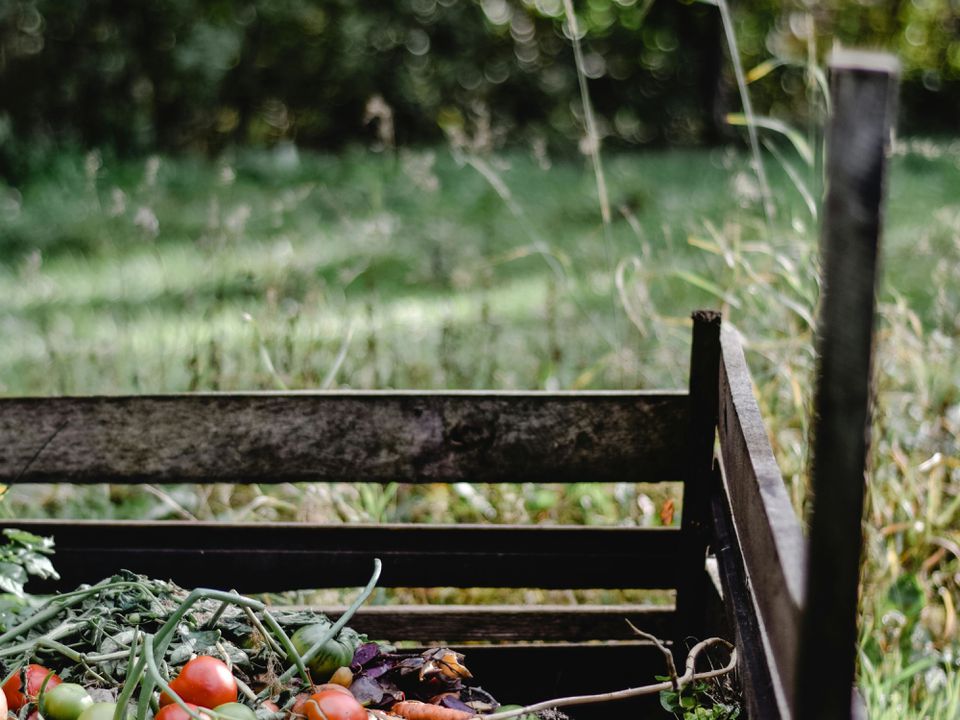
[
  {"x1": 674, "y1": 310, "x2": 722, "y2": 657},
  {"x1": 717, "y1": 326, "x2": 805, "y2": 717},
  {"x1": 797, "y1": 51, "x2": 898, "y2": 720},
  {"x1": 0, "y1": 520, "x2": 686, "y2": 592},
  {"x1": 317, "y1": 604, "x2": 674, "y2": 642},
  {"x1": 710, "y1": 465, "x2": 783, "y2": 720},
  {"x1": 0, "y1": 392, "x2": 688, "y2": 484}
]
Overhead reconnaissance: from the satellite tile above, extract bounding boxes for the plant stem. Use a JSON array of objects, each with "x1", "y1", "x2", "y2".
[
  {"x1": 151, "y1": 587, "x2": 311, "y2": 685},
  {"x1": 143, "y1": 634, "x2": 205, "y2": 720},
  {"x1": 0, "y1": 579, "x2": 154, "y2": 647},
  {"x1": 716, "y1": 0, "x2": 775, "y2": 228},
  {"x1": 243, "y1": 606, "x2": 286, "y2": 658},
  {"x1": 260, "y1": 610, "x2": 310, "y2": 684},
  {"x1": 272, "y1": 558, "x2": 382, "y2": 688},
  {"x1": 114, "y1": 630, "x2": 144, "y2": 720},
  {"x1": 0, "y1": 620, "x2": 82, "y2": 657}
]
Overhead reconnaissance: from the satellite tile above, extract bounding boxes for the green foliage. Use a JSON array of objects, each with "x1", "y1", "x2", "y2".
[
  {"x1": 0, "y1": 528, "x2": 59, "y2": 598},
  {"x1": 660, "y1": 679, "x2": 740, "y2": 719},
  {"x1": 0, "y1": 0, "x2": 720, "y2": 172},
  {"x1": 0, "y1": 529, "x2": 59, "y2": 632},
  {"x1": 1, "y1": 0, "x2": 955, "y2": 171}
]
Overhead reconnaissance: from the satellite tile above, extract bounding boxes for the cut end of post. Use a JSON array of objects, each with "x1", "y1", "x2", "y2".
[
  {"x1": 828, "y1": 48, "x2": 901, "y2": 76},
  {"x1": 691, "y1": 309, "x2": 722, "y2": 326}
]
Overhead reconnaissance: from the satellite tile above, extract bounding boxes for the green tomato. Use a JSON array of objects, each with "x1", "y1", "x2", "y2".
[
  {"x1": 290, "y1": 623, "x2": 360, "y2": 682},
  {"x1": 493, "y1": 707, "x2": 536, "y2": 720},
  {"x1": 41, "y1": 683, "x2": 94, "y2": 720},
  {"x1": 212, "y1": 703, "x2": 257, "y2": 720},
  {"x1": 77, "y1": 703, "x2": 127, "y2": 720}
]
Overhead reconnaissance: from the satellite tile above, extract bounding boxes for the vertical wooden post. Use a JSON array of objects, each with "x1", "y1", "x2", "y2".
[
  {"x1": 795, "y1": 50, "x2": 899, "y2": 719},
  {"x1": 674, "y1": 309, "x2": 722, "y2": 659}
]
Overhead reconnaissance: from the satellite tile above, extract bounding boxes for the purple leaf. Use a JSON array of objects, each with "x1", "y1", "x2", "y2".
[
  {"x1": 352, "y1": 642, "x2": 382, "y2": 668},
  {"x1": 438, "y1": 695, "x2": 474, "y2": 713}
]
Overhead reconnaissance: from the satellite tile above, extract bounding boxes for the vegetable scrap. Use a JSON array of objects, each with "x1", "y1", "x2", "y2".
[{"x1": 0, "y1": 531, "x2": 549, "y2": 720}]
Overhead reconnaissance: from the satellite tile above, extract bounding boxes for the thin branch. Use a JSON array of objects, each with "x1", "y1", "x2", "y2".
[
  {"x1": 626, "y1": 620, "x2": 678, "y2": 691},
  {"x1": 478, "y1": 637, "x2": 736, "y2": 720},
  {"x1": 143, "y1": 484, "x2": 198, "y2": 521}
]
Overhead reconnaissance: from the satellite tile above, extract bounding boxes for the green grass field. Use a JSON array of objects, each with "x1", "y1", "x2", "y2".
[{"x1": 1, "y1": 140, "x2": 958, "y2": 715}]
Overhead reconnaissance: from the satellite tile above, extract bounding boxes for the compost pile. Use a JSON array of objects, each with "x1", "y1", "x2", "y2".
[{"x1": 0, "y1": 532, "x2": 504, "y2": 720}]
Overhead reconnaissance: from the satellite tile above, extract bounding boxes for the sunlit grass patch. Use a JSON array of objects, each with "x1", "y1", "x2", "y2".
[{"x1": 1, "y1": 142, "x2": 959, "y2": 716}]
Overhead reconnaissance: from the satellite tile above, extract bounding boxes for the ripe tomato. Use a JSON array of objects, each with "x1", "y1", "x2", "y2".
[
  {"x1": 303, "y1": 691, "x2": 366, "y2": 720},
  {"x1": 291, "y1": 693, "x2": 312, "y2": 717},
  {"x1": 311, "y1": 685, "x2": 352, "y2": 698},
  {"x1": 159, "y1": 657, "x2": 237, "y2": 709},
  {"x1": 155, "y1": 703, "x2": 213, "y2": 720},
  {"x1": 3, "y1": 664, "x2": 63, "y2": 711},
  {"x1": 40, "y1": 682, "x2": 94, "y2": 720}
]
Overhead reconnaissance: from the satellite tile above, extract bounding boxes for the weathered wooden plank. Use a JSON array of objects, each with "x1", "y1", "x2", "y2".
[
  {"x1": 710, "y1": 464, "x2": 782, "y2": 720},
  {"x1": 318, "y1": 604, "x2": 674, "y2": 642},
  {"x1": 0, "y1": 392, "x2": 688, "y2": 484},
  {"x1": 674, "y1": 310, "x2": 722, "y2": 659},
  {"x1": 797, "y1": 50, "x2": 899, "y2": 720},
  {"x1": 0, "y1": 520, "x2": 685, "y2": 592},
  {"x1": 717, "y1": 326, "x2": 805, "y2": 717},
  {"x1": 447, "y1": 642, "x2": 670, "y2": 720}
]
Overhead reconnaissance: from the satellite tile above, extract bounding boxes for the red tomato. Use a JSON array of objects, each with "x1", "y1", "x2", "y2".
[
  {"x1": 303, "y1": 691, "x2": 366, "y2": 720},
  {"x1": 155, "y1": 703, "x2": 213, "y2": 720},
  {"x1": 3, "y1": 665, "x2": 63, "y2": 711},
  {"x1": 291, "y1": 693, "x2": 311, "y2": 717},
  {"x1": 311, "y1": 685, "x2": 353, "y2": 698},
  {"x1": 159, "y1": 657, "x2": 237, "y2": 709}
]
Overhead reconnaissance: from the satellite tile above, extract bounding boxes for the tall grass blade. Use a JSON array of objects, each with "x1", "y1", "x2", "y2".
[
  {"x1": 761, "y1": 137, "x2": 818, "y2": 219},
  {"x1": 562, "y1": 0, "x2": 626, "y2": 385},
  {"x1": 672, "y1": 269, "x2": 742, "y2": 308},
  {"x1": 746, "y1": 58, "x2": 786, "y2": 84},
  {"x1": 322, "y1": 323, "x2": 355, "y2": 389},
  {"x1": 727, "y1": 113, "x2": 815, "y2": 166},
  {"x1": 562, "y1": 0, "x2": 612, "y2": 226},
  {"x1": 716, "y1": 0, "x2": 775, "y2": 226},
  {"x1": 615, "y1": 257, "x2": 649, "y2": 337}
]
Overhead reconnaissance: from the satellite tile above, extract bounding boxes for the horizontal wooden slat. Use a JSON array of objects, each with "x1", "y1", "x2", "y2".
[
  {"x1": 0, "y1": 391, "x2": 687, "y2": 484},
  {"x1": 1, "y1": 520, "x2": 686, "y2": 592},
  {"x1": 320, "y1": 604, "x2": 674, "y2": 642},
  {"x1": 448, "y1": 642, "x2": 670, "y2": 720},
  {"x1": 717, "y1": 327, "x2": 805, "y2": 717}
]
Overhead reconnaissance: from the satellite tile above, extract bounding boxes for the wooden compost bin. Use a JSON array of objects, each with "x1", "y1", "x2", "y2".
[{"x1": 0, "y1": 51, "x2": 898, "y2": 720}]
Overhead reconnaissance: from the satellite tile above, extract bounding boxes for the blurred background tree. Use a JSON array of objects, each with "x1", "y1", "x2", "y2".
[{"x1": 0, "y1": 0, "x2": 957, "y2": 177}]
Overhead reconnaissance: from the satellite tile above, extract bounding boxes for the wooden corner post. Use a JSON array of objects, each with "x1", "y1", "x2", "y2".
[
  {"x1": 675, "y1": 309, "x2": 722, "y2": 659},
  {"x1": 795, "y1": 50, "x2": 899, "y2": 719}
]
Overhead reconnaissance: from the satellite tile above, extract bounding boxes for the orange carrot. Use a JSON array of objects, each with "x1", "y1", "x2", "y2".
[{"x1": 391, "y1": 701, "x2": 474, "y2": 720}]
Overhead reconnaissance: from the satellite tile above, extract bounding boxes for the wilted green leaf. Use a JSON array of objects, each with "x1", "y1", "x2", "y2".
[
  {"x1": 746, "y1": 59, "x2": 785, "y2": 84},
  {"x1": 726, "y1": 113, "x2": 814, "y2": 167},
  {"x1": 0, "y1": 563, "x2": 28, "y2": 597}
]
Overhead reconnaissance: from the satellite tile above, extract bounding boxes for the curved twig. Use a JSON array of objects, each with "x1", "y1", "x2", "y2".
[
  {"x1": 478, "y1": 637, "x2": 737, "y2": 720},
  {"x1": 272, "y1": 558, "x2": 383, "y2": 687},
  {"x1": 625, "y1": 620, "x2": 679, "y2": 691}
]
